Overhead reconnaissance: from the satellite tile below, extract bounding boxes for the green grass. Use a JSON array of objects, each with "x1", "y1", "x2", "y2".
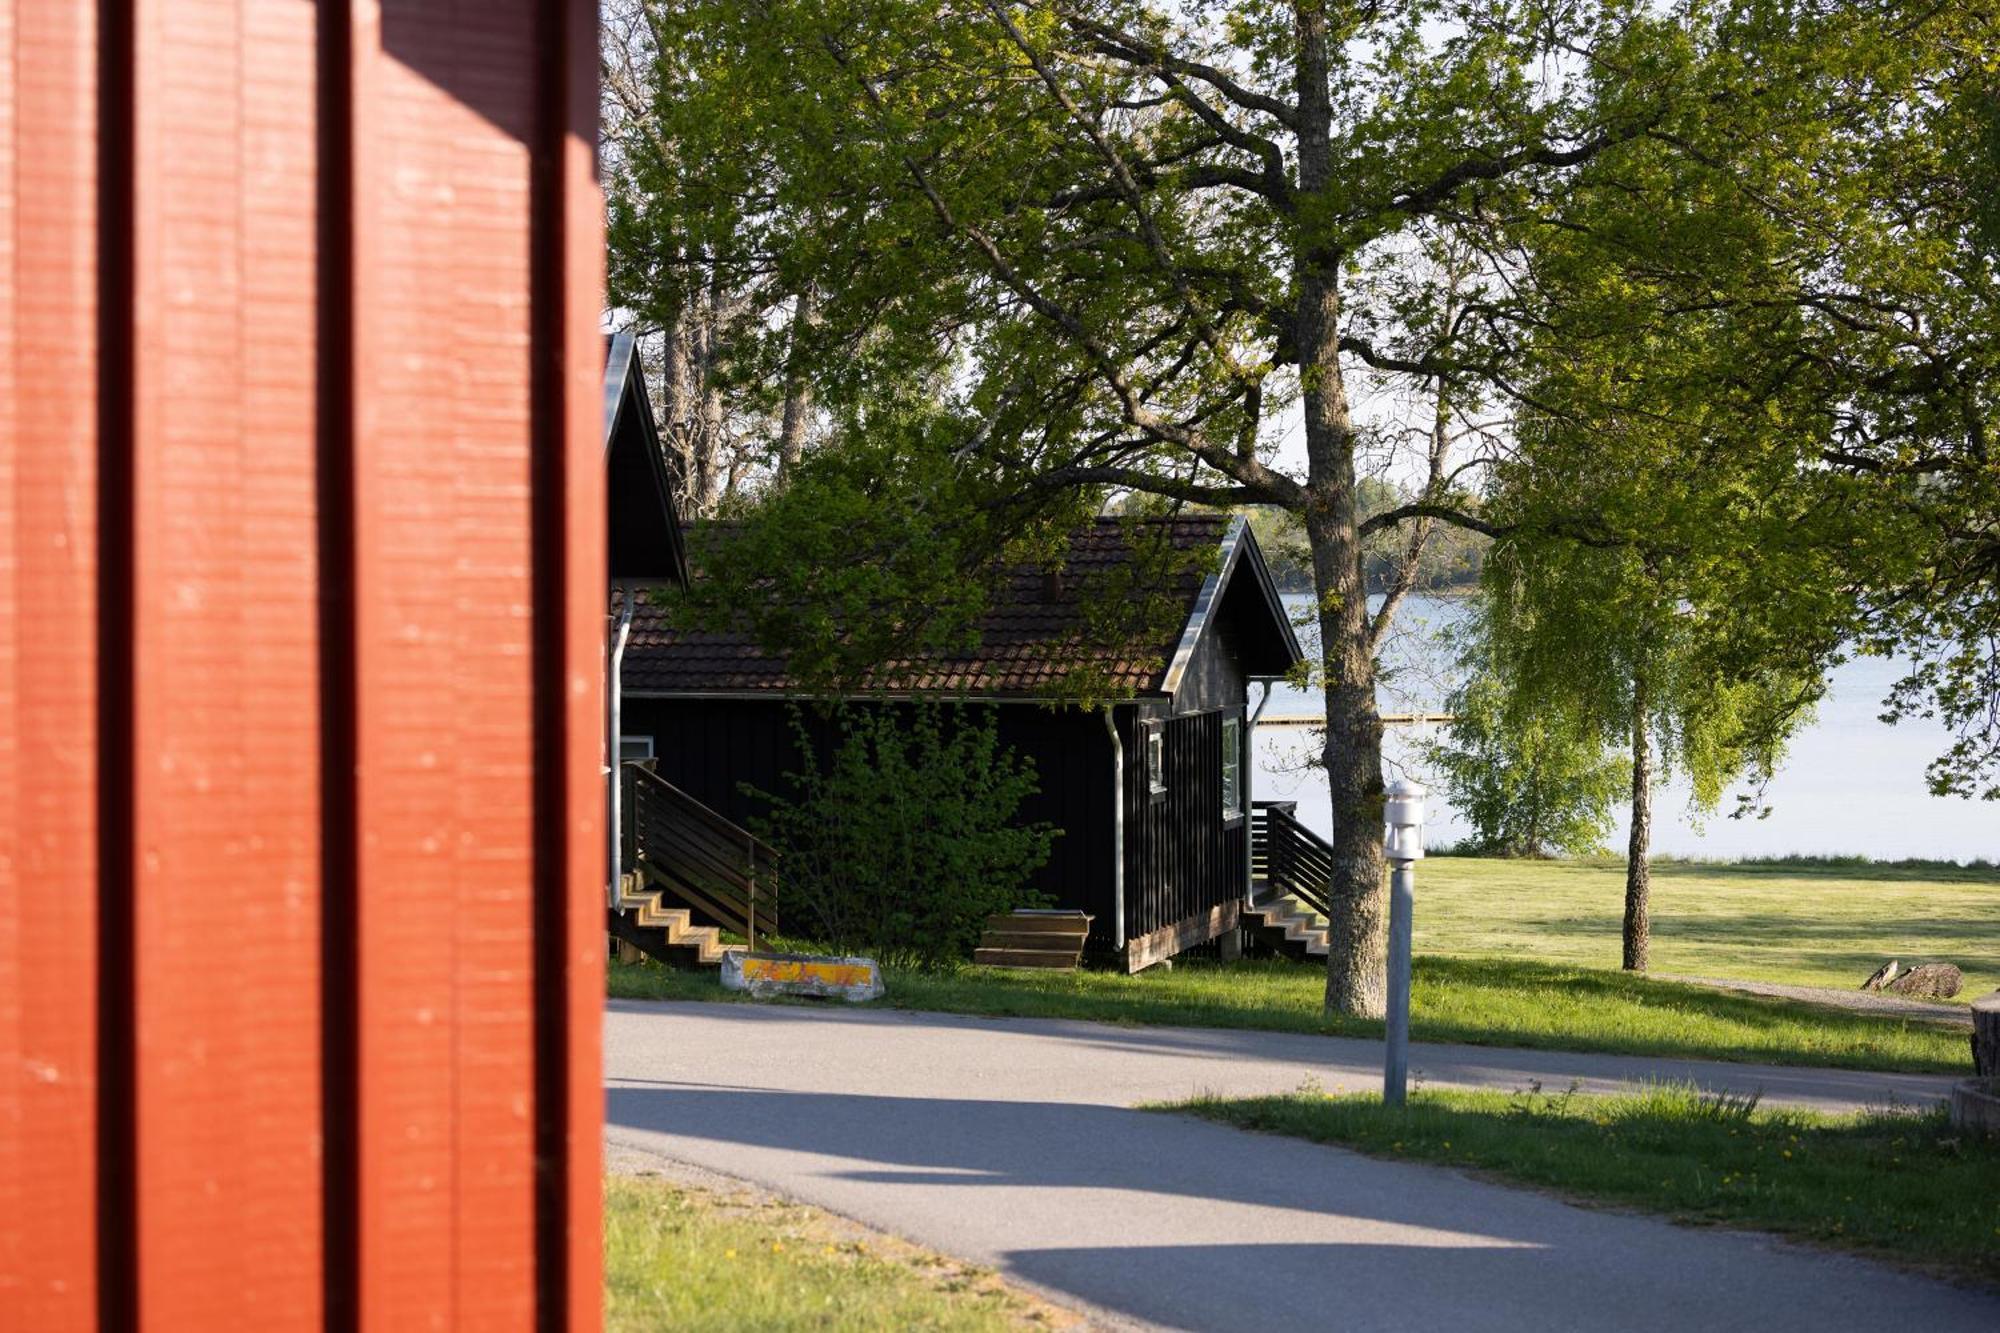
[
  {"x1": 609, "y1": 854, "x2": 1996, "y2": 1073},
  {"x1": 608, "y1": 952, "x2": 1973, "y2": 1072},
  {"x1": 1417, "y1": 856, "x2": 2000, "y2": 998},
  {"x1": 605, "y1": 1172, "x2": 1070, "y2": 1331},
  {"x1": 1165, "y1": 1084, "x2": 2000, "y2": 1285}
]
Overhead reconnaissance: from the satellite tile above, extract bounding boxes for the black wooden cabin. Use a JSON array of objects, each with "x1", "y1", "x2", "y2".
[{"x1": 619, "y1": 515, "x2": 1303, "y2": 970}]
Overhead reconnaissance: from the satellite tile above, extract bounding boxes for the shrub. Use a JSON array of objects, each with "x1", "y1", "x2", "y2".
[
  {"x1": 747, "y1": 703, "x2": 1058, "y2": 968},
  {"x1": 1424, "y1": 669, "x2": 1630, "y2": 858}
]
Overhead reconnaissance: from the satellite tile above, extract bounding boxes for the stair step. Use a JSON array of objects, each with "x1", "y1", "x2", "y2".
[
  {"x1": 980, "y1": 929, "x2": 1088, "y2": 952},
  {"x1": 1243, "y1": 892, "x2": 1333, "y2": 961},
  {"x1": 983, "y1": 911, "x2": 1093, "y2": 934},
  {"x1": 974, "y1": 947, "x2": 1084, "y2": 969}
]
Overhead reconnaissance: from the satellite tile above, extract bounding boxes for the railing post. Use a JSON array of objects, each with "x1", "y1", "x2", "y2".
[
  {"x1": 619, "y1": 764, "x2": 638, "y2": 884},
  {"x1": 746, "y1": 836, "x2": 757, "y2": 954},
  {"x1": 1383, "y1": 779, "x2": 1426, "y2": 1108}
]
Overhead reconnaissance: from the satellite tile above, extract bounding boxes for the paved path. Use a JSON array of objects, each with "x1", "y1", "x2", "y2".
[{"x1": 605, "y1": 1001, "x2": 1992, "y2": 1332}]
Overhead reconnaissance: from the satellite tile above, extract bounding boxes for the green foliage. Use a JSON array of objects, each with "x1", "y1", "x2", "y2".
[
  {"x1": 1485, "y1": 2, "x2": 2000, "y2": 799},
  {"x1": 1477, "y1": 540, "x2": 1819, "y2": 824},
  {"x1": 745, "y1": 704, "x2": 1058, "y2": 967},
  {"x1": 1426, "y1": 669, "x2": 1629, "y2": 858}
]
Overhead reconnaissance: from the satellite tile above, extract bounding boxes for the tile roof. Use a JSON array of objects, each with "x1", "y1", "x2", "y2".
[{"x1": 620, "y1": 515, "x2": 1231, "y2": 697}]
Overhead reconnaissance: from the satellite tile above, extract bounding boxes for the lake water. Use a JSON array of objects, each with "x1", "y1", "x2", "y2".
[{"x1": 1253, "y1": 595, "x2": 1998, "y2": 863}]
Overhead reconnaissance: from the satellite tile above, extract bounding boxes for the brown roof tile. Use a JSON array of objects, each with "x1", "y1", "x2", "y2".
[{"x1": 621, "y1": 516, "x2": 1229, "y2": 697}]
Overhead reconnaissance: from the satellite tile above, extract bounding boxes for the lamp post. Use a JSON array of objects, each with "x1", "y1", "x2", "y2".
[{"x1": 1383, "y1": 778, "x2": 1426, "y2": 1107}]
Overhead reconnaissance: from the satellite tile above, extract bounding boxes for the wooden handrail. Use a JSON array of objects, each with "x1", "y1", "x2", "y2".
[
  {"x1": 1251, "y1": 803, "x2": 1335, "y2": 922},
  {"x1": 622, "y1": 761, "x2": 779, "y2": 939}
]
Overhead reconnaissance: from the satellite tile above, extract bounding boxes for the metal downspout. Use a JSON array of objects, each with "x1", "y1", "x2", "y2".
[
  {"x1": 608, "y1": 579, "x2": 635, "y2": 904},
  {"x1": 1245, "y1": 680, "x2": 1272, "y2": 905},
  {"x1": 1103, "y1": 705, "x2": 1126, "y2": 950}
]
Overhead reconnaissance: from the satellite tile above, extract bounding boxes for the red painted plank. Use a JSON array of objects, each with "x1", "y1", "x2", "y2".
[
  {"x1": 0, "y1": 6, "x2": 605, "y2": 1324},
  {"x1": 558, "y1": 0, "x2": 608, "y2": 1323},
  {"x1": 126, "y1": 0, "x2": 323, "y2": 1323},
  {"x1": 0, "y1": 2, "x2": 101, "y2": 1326},
  {"x1": 349, "y1": 6, "x2": 547, "y2": 1324}
]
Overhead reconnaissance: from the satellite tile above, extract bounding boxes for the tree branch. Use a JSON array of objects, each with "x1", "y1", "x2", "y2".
[
  {"x1": 1029, "y1": 465, "x2": 1274, "y2": 508},
  {"x1": 1061, "y1": 14, "x2": 1297, "y2": 129},
  {"x1": 1387, "y1": 118, "x2": 1658, "y2": 220},
  {"x1": 1359, "y1": 502, "x2": 1508, "y2": 540}
]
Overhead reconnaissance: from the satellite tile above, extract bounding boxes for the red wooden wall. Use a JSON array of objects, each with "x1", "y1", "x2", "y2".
[{"x1": 0, "y1": 3, "x2": 606, "y2": 1327}]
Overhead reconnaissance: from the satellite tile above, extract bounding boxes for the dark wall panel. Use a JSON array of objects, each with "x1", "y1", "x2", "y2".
[
  {"x1": 1120, "y1": 708, "x2": 1244, "y2": 946},
  {"x1": 625, "y1": 698, "x2": 1119, "y2": 928}
]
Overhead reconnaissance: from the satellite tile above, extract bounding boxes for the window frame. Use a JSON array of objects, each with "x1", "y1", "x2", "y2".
[
  {"x1": 618, "y1": 733, "x2": 655, "y2": 763},
  {"x1": 1221, "y1": 713, "x2": 1243, "y2": 824},
  {"x1": 1144, "y1": 721, "x2": 1167, "y2": 800}
]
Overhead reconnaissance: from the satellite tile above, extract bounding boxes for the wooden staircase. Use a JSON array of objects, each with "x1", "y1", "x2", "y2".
[
  {"x1": 609, "y1": 872, "x2": 740, "y2": 967},
  {"x1": 1242, "y1": 892, "x2": 1329, "y2": 959},
  {"x1": 613, "y1": 762, "x2": 778, "y2": 969},
  {"x1": 1244, "y1": 801, "x2": 1335, "y2": 962},
  {"x1": 974, "y1": 910, "x2": 1092, "y2": 969}
]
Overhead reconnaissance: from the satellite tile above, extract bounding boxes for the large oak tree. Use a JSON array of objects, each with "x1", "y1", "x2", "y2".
[{"x1": 610, "y1": 0, "x2": 1996, "y2": 1013}]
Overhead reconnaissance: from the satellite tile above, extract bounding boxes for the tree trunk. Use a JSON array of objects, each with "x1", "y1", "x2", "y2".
[
  {"x1": 1623, "y1": 674, "x2": 1652, "y2": 972},
  {"x1": 1294, "y1": 5, "x2": 1388, "y2": 1018},
  {"x1": 778, "y1": 288, "x2": 816, "y2": 473}
]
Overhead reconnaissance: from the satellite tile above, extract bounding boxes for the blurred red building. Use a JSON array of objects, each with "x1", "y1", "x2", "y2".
[{"x1": 1, "y1": 3, "x2": 606, "y2": 1327}]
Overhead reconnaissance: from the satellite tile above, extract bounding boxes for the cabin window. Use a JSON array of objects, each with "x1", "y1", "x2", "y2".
[
  {"x1": 1221, "y1": 715, "x2": 1242, "y2": 818},
  {"x1": 1145, "y1": 722, "x2": 1166, "y2": 798},
  {"x1": 619, "y1": 734, "x2": 655, "y2": 762}
]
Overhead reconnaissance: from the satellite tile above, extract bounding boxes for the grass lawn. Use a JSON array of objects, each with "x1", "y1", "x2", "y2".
[
  {"x1": 1420, "y1": 855, "x2": 2000, "y2": 998},
  {"x1": 608, "y1": 952, "x2": 1973, "y2": 1073},
  {"x1": 1164, "y1": 1084, "x2": 2000, "y2": 1286},
  {"x1": 609, "y1": 854, "x2": 1995, "y2": 1074},
  {"x1": 605, "y1": 1171, "x2": 1076, "y2": 1330}
]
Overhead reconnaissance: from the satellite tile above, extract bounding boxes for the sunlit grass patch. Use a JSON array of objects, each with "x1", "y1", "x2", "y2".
[
  {"x1": 608, "y1": 952, "x2": 1972, "y2": 1073},
  {"x1": 605, "y1": 1172, "x2": 1075, "y2": 1331},
  {"x1": 1163, "y1": 1082, "x2": 2000, "y2": 1284}
]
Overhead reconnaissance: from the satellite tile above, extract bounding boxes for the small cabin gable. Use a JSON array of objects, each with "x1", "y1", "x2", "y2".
[{"x1": 605, "y1": 331, "x2": 688, "y2": 587}]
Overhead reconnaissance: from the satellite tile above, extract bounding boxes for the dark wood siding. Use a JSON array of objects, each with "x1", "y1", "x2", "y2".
[
  {"x1": 1172, "y1": 613, "x2": 1248, "y2": 715},
  {"x1": 1119, "y1": 707, "x2": 1246, "y2": 947},
  {"x1": 624, "y1": 694, "x2": 1248, "y2": 959},
  {"x1": 622, "y1": 698, "x2": 1119, "y2": 929}
]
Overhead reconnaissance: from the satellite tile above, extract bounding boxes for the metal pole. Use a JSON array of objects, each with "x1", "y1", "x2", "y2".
[
  {"x1": 1382, "y1": 779, "x2": 1426, "y2": 1108},
  {"x1": 608, "y1": 580, "x2": 634, "y2": 906}
]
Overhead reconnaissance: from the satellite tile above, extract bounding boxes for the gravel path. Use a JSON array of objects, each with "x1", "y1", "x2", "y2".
[{"x1": 1657, "y1": 974, "x2": 1975, "y2": 1025}]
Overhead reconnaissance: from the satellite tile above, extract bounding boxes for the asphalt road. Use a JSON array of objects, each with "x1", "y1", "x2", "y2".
[{"x1": 604, "y1": 999, "x2": 1992, "y2": 1332}]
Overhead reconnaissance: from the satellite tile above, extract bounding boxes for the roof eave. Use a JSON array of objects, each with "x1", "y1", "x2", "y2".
[{"x1": 1155, "y1": 514, "x2": 1303, "y2": 697}]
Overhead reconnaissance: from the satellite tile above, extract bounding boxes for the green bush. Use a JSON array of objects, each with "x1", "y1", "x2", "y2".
[
  {"x1": 747, "y1": 704, "x2": 1058, "y2": 968},
  {"x1": 1425, "y1": 670, "x2": 1629, "y2": 858}
]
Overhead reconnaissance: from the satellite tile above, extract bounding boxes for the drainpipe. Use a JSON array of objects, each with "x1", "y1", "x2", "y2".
[
  {"x1": 1102, "y1": 706, "x2": 1126, "y2": 950},
  {"x1": 608, "y1": 579, "x2": 634, "y2": 905},
  {"x1": 1245, "y1": 680, "x2": 1272, "y2": 906}
]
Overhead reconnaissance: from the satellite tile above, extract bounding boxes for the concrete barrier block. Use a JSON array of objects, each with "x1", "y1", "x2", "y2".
[{"x1": 722, "y1": 951, "x2": 885, "y2": 1003}]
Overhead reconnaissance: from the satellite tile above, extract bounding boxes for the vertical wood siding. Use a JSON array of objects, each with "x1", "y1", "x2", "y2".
[
  {"x1": 0, "y1": 4, "x2": 604, "y2": 1327},
  {"x1": 1121, "y1": 708, "x2": 1244, "y2": 945},
  {"x1": 626, "y1": 698, "x2": 1121, "y2": 927},
  {"x1": 625, "y1": 697, "x2": 1245, "y2": 954},
  {"x1": 0, "y1": 3, "x2": 101, "y2": 1324}
]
